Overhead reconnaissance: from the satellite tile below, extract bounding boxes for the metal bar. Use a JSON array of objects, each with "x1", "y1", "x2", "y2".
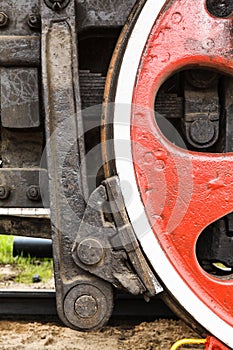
[
  {"x1": 0, "y1": 36, "x2": 40, "y2": 66},
  {"x1": 41, "y1": 0, "x2": 88, "y2": 329},
  {"x1": 0, "y1": 216, "x2": 51, "y2": 239},
  {"x1": 0, "y1": 208, "x2": 50, "y2": 218},
  {"x1": 0, "y1": 290, "x2": 174, "y2": 319},
  {"x1": 0, "y1": 169, "x2": 49, "y2": 208},
  {"x1": 0, "y1": 290, "x2": 56, "y2": 316},
  {"x1": 13, "y1": 237, "x2": 52, "y2": 258}
]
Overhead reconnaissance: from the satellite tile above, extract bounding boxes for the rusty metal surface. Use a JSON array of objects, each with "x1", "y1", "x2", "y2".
[
  {"x1": 0, "y1": 169, "x2": 49, "y2": 208},
  {"x1": 72, "y1": 179, "x2": 157, "y2": 296},
  {"x1": 0, "y1": 0, "x2": 162, "y2": 333},
  {"x1": 0, "y1": 217, "x2": 51, "y2": 239},
  {"x1": 0, "y1": 36, "x2": 40, "y2": 66},
  {"x1": 183, "y1": 71, "x2": 220, "y2": 149},
  {"x1": 101, "y1": 0, "x2": 147, "y2": 178},
  {"x1": 0, "y1": 0, "x2": 40, "y2": 35},
  {"x1": 0, "y1": 3, "x2": 43, "y2": 170},
  {"x1": 1, "y1": 68, "x2": 40, "y2": 128},
  {"x1": 103, "y1": 176, "x2": 163, "y2": 296},
  {"x1": 41, "y1": 0, "x2": 85, "y2": 273},
  {"x1": 0, "y1": 0, "x2": 137, "y2": 35},
  {"x1": 76, "y1": 0, "x2": 137, "y2": 31},
  {"x1": 41, "y1": 0, "x2": 114, "y2": 332},
  {"x1": 1, "y1": 128, "x2": 44, "y2": 168}
]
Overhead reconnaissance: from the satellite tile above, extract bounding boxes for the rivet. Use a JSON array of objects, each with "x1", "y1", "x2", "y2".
[
  {"x1": 0, "y1": 12, "x2": 9, "y2": 28},
  {"x1": 171, "y1": 12, "x2": 182, "y2": 24}
]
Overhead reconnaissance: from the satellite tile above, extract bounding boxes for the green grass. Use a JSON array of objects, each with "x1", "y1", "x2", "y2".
[
  {"x1": 0, "y1": 235, "x2": 53, "y2": 284},
  {"x1": 0, "y1": 235, "x2": 14, "y2": 264}
]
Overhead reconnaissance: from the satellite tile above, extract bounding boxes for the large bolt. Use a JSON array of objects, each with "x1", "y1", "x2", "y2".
[
  {"x1": 26, "y1": 185, "x2": 41, "y2": 201},
  {"x1": 44, "y1": 0, "x2": 70, "y2": 11},
  {"x1": 64, "y1": 282, "x2": 113, "y2": 330},
  {"x1": 28, "y1": 14, "x2": 41, "y2": 30},
  {"x1": 77, "y1": 238, "x2": 103, "y2": 266},
  {"x1": 0, "y1": 186, "x2": 10, "y2": 200},
  {"x1": 0, "y1": 12, "x2": 9, "y2": 28},
  {"x1": 75, "y1": 295, "x2": 98, "y2": 318}
]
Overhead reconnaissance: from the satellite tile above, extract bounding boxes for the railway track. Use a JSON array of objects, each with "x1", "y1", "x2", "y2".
[{"x1": 0, "y1": 290, "x2": 174, "y2": 321}]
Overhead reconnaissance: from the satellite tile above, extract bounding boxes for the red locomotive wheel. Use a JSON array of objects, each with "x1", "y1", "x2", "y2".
[{"x1": 103, "y1": 0, "x2": 233, "y2": 348}]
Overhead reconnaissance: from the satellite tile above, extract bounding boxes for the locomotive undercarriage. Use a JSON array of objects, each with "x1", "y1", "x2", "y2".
[{"x1": 1, "y1": 0, "x2": 233, "y2": 348}]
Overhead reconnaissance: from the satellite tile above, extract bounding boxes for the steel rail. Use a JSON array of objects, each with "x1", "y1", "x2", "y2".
[{"x1": 0, "y1": 290, "x2": 174, "y2": 320}]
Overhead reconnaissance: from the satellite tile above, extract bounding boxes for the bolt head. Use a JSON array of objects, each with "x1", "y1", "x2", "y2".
[
  {"x1": 206, "y1": 0, "x2": 233, "y2": 18},
  {"x1": 75, "y1": 295, "x2": 98, "y2": 318},
  {"x1": 30, "y1": 16, "x2": 37, "y2": 23},
  {"x1": 44, "y1": 0, "x2": 70, "y2": 11},
  {"x1": 77, "y1": 238, "x2": 103, "y2": 266},
  {"x1": 0, "y1": 12, "x2": 9, "y2": 28},
  {"x1": 190, "y1": 119, "x2": 215, "y2": 145},
  {"x1": 28, "y1": 14, "x2": 41, "y2": 29},
  {"x1": 52, "y1": 2, "x2": 62, "y2": 10}
]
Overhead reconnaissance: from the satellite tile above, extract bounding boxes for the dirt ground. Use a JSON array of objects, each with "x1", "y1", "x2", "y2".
[
  {"x1": 0, "y1": 265, "x2": 203, "y2": 350},
  {"x1": 0, "y1": 319, "x2": 201, "y2": 350}
]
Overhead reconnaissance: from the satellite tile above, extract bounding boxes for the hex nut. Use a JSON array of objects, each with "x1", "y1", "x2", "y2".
[
  {"x1": 0, "y1": 185, "x2": 10, "y2": 200},
  {"x1": 26, "y1": 185, "x2": 41, "y2": 201},
  {"x1": 28, "y1": 14, "x2": 41, "y2": 29}
]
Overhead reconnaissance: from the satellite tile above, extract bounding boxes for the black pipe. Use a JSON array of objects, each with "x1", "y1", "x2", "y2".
[{"x1": 13, "y1": 237, "x2": 52, "y2": 258}]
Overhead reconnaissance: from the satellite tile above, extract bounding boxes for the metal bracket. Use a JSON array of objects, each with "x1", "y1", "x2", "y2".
[
  {"x1": 41, "y1": 0, "x2": 114, "y2": 331},
  {"x1": 41, "y1": 0, "x2": 88, "y2": 329},
  {"x1": 72, "y1": 176, "x2": 163, "y2": 297},
  {"x1": 184, "y1": 70, "x2": 220, "y2": 148},
  {"x1": 0, "y1": 169, "x2": 49, "y2": 207}
]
